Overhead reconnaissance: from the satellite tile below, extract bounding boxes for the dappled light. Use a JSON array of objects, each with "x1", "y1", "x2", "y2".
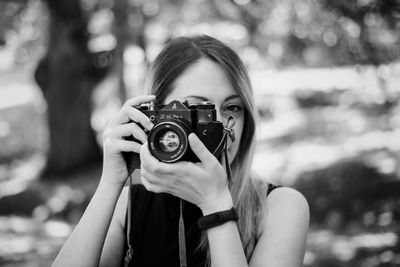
[{"x1": 1, "y1": 0, "x2": 400, "y2": 266}]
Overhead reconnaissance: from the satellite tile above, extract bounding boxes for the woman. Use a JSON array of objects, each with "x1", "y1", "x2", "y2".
[{"x1": 53, "y1": 35, "x2": 309, "y2": 267}]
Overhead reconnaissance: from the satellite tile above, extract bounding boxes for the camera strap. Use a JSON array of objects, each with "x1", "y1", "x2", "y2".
[
  {"x1": 124, "y1": 172, "x2": 134, "y2": 267},
  {"x1": 178, "y1": 199, "x2": 187, "y2": 267},
  {"x1": 222, "y1": 115, "x2": 236, "y2": 185}
]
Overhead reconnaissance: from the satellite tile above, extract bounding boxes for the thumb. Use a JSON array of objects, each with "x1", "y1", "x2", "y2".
[{"x1": 188, "y1": 133, "x2": 216, "y2": 166}]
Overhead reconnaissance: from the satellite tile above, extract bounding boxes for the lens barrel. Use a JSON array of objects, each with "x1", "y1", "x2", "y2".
[{"x1": 148, "y1": 121, "x2": 190, "y2": 163}]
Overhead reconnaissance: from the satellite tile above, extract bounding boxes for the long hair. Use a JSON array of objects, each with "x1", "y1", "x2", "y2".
[{"x1": 145, "y1": 35, "x2": 267, "y2": 263}]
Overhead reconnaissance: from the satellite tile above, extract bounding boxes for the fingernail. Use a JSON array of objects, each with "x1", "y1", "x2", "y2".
[{"x1": 189, "y1": 133, "x2": 197, "y2": 143}]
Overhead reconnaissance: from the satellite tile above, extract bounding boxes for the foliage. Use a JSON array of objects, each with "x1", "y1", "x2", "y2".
[
  {"x1": 320, "y1": 0, "x2": 400, "y2": 65},
  {"x1": 0, "y1": 0, "x2": 29, "y2": 46},
  {"x1": 1, "y1": 0, "x2": 400, "y2": 266},
  {"x1": 2, "y1": 0, "x2": 399, "y2": 70},
  {"x1": 0, "y1": 0, "x2": 47, "y2": 70}
]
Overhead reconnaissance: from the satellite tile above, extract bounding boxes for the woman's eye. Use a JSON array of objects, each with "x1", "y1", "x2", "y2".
[{"x1": 224, "y1": 104, "x2": 243, "y2": 113}]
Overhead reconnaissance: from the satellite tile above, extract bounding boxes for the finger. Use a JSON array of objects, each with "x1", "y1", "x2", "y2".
[
  {"x1": 140, "y1": 143, "x2": 176, "y2": 174},
  {"x1": 125, "y1": 106, "x2": 154, "y2": 131},
  {"x1": 141, "y1": 168, "x2": 183, "y2": 197},
  {"x1": 108, "y1": 95, "x2": 155, "y2": 128},
  {"x1": 188, "y1": 133, "x2": 217, "y2": 166},
  {"x1": 115, "y1": 139, "x2": 142, "y2": 153},
  {"x1": 140, "y1": 168, "x2": 163, "y2": 186},
  {"x1": 140, "y1": 173, "x2": 162, "y2": 193},
  {"x1": 122, "y1": 95, "x2": 155, "y2": 128},
  {"x1": 140, "y1": 174, "x2": 153, "y2": 191},
  {"x1": 109, "y1": 123, "x2": 147, "y2": 144},
  {"x1": 124, "y1": 95, "x2": 155, "y2": 107},
  {"x1": 111, "y1": 106, "x2": 154, "y2": 130}
]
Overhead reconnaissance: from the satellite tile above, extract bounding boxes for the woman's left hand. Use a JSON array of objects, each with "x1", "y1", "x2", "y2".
[{"x1": 140, "y1": 133, "x2": 233, "y2": 215}]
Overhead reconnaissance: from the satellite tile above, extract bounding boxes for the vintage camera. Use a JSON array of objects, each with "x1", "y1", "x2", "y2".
[{"x1": 123, "y1": 100, "x2": 225, "y2": 170}]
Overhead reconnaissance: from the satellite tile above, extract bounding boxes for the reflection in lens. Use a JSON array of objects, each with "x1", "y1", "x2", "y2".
[{"x1": 159, "y1": 131, "x2": 180, "y2": 152}]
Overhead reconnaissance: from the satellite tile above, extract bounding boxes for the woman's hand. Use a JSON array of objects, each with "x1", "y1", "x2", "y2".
[
  {"x1": 101, "y1": 95, "x2": 155, "y2": 187},
  {"x1": 140, "y1": 133, "x2": 233, "y2": 214}
]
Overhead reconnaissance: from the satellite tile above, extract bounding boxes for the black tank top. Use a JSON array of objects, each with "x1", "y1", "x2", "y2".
[
  {"x1": 121, "y1": 185, "x2": 206, "y2": 267},
  {"x1": 121, "y1": 183, "x2": 280, "y2": 267}
]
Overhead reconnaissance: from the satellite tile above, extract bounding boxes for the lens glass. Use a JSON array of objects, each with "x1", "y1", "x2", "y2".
[{"x1": 158, "y1": 130, "x2": 180, "y2": 152}]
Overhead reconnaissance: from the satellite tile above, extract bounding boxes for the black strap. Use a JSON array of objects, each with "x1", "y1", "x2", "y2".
[
  {"x1": 178, "y1": 199, "x2": 187, "y2": 267},
  {"x1": 224, "y1": 140, "x2": 232, "y2": 186},
  {"x1": 197, "y1": 207, "x2": 238, "y2": 230},
  {"x1": 124, "y1": 173, "x2": 134, "y2": 267},
  {"x1": 222, "y1": 115, "x2": 236, "y2": 185},
  {"x1": 267, "y1": 184, "x2": 281, "y2": 196}
]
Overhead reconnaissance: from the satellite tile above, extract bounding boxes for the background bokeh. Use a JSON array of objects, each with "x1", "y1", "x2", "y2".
[{"x1": 1, "y1": 0, "x2": 400, "y2": 266}]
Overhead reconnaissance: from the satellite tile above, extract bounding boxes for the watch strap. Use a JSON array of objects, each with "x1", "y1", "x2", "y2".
[{"x1": 197, "y1": 207, "x2": 238, "y2": 230}]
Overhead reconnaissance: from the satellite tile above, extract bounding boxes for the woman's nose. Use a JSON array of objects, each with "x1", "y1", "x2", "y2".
[
  {"x1": 216, "y1": 109, "x2": 222, "y2": 122},
  {"x1": 216, "y1": 108, "x2": 227, "y2": 123},
  {"x1": 215, "y1": 109, "x2": 229, "y2": 123}
]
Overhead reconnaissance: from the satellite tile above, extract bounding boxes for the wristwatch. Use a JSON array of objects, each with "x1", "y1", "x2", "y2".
[{"x1": 197, "y1": 207, "x2": 238, "y2": 230}]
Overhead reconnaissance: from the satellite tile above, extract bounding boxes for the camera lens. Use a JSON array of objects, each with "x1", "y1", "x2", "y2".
[
  {"x1": 158, "y1": 131, "x2": 180, "y2": 152},
  {"x1": 148, "y1": 121, "x2": 189, "y2": 162}
]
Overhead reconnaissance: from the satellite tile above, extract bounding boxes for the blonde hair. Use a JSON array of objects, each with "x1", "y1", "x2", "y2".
[{"x1": 146, "y1": 35, "x2": 268, "y2": 263}]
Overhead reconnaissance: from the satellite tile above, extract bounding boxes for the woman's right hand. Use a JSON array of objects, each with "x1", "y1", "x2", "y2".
[{"x1": 100, "y1": 95, "x2": 155, "y2": 186}]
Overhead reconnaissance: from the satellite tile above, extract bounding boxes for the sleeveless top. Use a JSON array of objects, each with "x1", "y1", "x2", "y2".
[{"x1": 121, "y1": 183, "x2": 280, "y2": 267}]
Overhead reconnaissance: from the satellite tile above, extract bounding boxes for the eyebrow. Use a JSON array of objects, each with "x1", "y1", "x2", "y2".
[{"x1": 185, "y1": 95, "x2": 240, "y2": 102}]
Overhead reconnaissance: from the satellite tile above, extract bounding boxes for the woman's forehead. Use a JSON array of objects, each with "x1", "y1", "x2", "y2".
[{"x1": 165, "y1": 59, "x2": 236, "y2": 103}]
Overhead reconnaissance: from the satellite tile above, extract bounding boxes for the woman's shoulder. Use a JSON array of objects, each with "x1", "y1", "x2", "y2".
[
  {"x1": 251, "y1": 171, "x2": 308, "y2": 204},
  {"x1": 263, "y1": 186, "x2": 310, "y2": 231},
  {"x1": 250, "y1": 171, "x2": 309, "y2": 218},
  {"x1": 266, "y1": 186, "x2": 309, "y2": 210},
  {"x1": 250, "y1": 182, "x2": 310, "y2": 265}
]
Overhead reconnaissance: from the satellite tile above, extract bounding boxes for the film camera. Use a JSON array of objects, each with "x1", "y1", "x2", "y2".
[{"x1": 123, "y1": 100, "x2": 225, "y2": 170}]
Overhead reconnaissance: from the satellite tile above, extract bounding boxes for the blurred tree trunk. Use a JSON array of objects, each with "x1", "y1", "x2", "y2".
[
  {"x1": 113, "y1": 0, "x2": 128, "y2": 102},
  {"x1": 35, "y1": 0, "x2": 104, "y2": 176},
  {"x1": 112, "y1": 0, "x2": 150, "y2": 101}
]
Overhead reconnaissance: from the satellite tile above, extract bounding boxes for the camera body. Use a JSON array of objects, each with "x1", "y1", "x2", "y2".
[{"x1": 123, "y1": 100, "x2": 225, "y2": 170}]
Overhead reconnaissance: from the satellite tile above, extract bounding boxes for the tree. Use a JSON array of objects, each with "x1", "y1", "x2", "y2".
[
  {"x1": 320, "y1": 0, "x2": 400, "y2": 66},
  {"x1": 35, "y1": 0, "x2": 110, "y2": 175}
]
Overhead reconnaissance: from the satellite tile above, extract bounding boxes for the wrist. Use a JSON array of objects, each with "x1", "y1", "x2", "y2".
[
  {"x1": 93, "y1": 180, "x2": 125, "y2": 205},
  {"x1": 200, "y1": 188, "x2": 233, "y2": 215},
  {"x1": 197, "y1": 207, "x2": 238, "y2": 230},
  {"x1": 99, "y1": 176, "x2": 126, "y2": 191}
]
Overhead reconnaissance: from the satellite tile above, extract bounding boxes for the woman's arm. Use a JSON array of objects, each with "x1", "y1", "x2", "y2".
[
  {"x1": 52, "y1": 95, "x2": 155, "y2": 267},
  {"x1": 199, "y1": 190, "x2": 248, "y2": 267},
  {"x1": 207, "y1": 221, "x2": 249, "y2": 265},
  {"x1": 52, "y1": 181, "x2": 124, "y2": 267},
  {"x1": 140, "y1": 133, "x2": 309, "y2": 266},
  {"x1": 204, "y1": 187, "x2": 309, "y2": 267},
  {"x1": 99, "y1": 187, "x2": 129, "y2": 267},
  {"x1": 249, "y1": 187, "x2": 310, "y2": 267}
]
